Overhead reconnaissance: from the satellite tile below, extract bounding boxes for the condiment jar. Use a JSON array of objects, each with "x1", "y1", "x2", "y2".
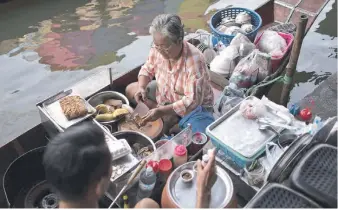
[{"x1": 173, "y1": 145, "x2": 187, "y2": 168}]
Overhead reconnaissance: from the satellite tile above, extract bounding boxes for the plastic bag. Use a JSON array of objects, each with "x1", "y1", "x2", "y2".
[
  {"x1": 213, "y1": 84, "x2": 245, "y2": 119},
  {"x1": 239, "y1": 98, "x2": 267, "y2": 119},
  {"x1": 257, "y1": 30, "x2": 287, "y2": 57},
  {"x1": 259, "y1": 142, "x2": 284, "y2": 178},
  {"x1": 230, "y1": 33, "x2": 256, "y2": 58},
  {"x1": 210, "y1": 45, "x2": 240, "y2": 77},
  {"x1": 229, "y1": 49, "x2": 271, "y2": 88}
]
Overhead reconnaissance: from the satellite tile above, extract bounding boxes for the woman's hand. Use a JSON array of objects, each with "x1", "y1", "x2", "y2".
[
  {"x1": 141, "y1": 108, "x2": 163, "y2": 125},
  {"x1": 134, "y1": 88, "x2": 147, "y2": 103},
  {"x1": 195, "y1": 148, "x2": 216, "y2": 208}
]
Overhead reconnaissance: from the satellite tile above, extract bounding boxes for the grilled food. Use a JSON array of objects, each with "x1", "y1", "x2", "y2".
[
  {"x1": 132, "y1": 114, "x2": 143, "y2": 128},
  {"x1": 60, "y1": 96, "x2": 88, "y2": 120}
]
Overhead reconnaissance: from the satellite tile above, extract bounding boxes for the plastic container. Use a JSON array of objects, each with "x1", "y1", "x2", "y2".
[
  {"x1": 106, "y1": 138, "x2": 132, "y2": 161},
  {"x1": 254, "y1": 31, "x2": 294, "y2": 72},
  {"x1": 209, "y1": 7, "x2": 262, "y2": 46},
  {"x1": 155, "y1": 139, "x2": 169, "y2": 149},
  {"x1": 173, "y1": 145, "x2": 188, "y2": 168},
  {"x1": 159, "y1": 159, "x2": 173, "y2": 181},
  {"x1": 137, "y1": 167, "x2": 156, "y2": 200}
]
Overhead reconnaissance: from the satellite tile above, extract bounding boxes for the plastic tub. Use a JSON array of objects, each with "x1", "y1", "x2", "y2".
[{"x1": 254, "y1": 31, "x2": 294, "y2": 72}]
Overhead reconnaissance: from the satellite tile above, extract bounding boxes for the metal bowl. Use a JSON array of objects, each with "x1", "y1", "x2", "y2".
[
  {"x1": 112, "y1": 131, "x2": 156, "y2": 155},
  {"x1": 87, "y1": 91, "x2": 129, "y2": 124}
]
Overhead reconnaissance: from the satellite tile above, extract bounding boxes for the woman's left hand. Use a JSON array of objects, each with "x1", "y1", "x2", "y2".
[{"x1": 141, "y1": 108, "x2": 163, "y2": 125}]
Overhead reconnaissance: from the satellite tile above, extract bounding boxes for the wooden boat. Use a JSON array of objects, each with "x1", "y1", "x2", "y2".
[{"x1": 0, "y1": 0, "x2": 331, "y2": 208}]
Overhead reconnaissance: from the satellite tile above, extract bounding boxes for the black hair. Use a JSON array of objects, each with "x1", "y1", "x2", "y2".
[{"x1": 43, "y1": 122, "x2": 112, "y2": 202}]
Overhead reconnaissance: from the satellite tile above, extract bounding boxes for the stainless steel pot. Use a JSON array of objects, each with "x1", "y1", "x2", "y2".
[
  {"x1": 87, "y1": 91, "x2": 129, "y2": 124},
  {"x1": 112, "y1": 130, "x2": 156, "y2": 154}
]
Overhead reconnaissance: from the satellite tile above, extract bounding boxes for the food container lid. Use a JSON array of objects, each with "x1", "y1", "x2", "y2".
[
  {"x1": 174, "y1": 145, "x2": 187, "y2": 156},
  {"x1": 159, "y1": 159, "x2": 172, "y2": 172},
  {"x1": 166, "y1": 161, "x2": 234, "y2": 208},
  {"x1": 147, "y1": 160, "x2": 159, "y2": 173}
]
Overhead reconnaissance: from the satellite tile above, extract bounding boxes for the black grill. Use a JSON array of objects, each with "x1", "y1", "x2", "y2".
[
  {"x1": 290, "y1": 144, "x2": 337, "y2": 208},
  {"x1": 245, "y1": 183, "x2": 321, "y2": 208}
]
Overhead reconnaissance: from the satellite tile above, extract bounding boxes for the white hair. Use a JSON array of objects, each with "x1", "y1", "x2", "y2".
[{"x1": 149, "y1": 14, "x2": 184, "y2": 44}]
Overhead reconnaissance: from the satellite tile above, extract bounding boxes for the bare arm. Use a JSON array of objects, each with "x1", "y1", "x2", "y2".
[{"x1": 138, "y1": 75, "x2": 151, "y2": 90}]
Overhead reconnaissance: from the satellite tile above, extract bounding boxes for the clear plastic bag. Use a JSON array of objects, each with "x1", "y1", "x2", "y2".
[
  {"x1": 257, "y1": 30, "x2": 287, "y2": 57},
  {"x1": 259, "y1": 142, "x2": 284, "y2": 179},
  {"x1": 230, "y1": 33, "x2": 256, "y2": 58},
  {"x1": 239, "y1": 98, "x2": 267, "y2": 119},
  {"x1": 229, "y1": 49, "x2": 271, "y2": 88},
  {"x1": 213, "y1": 84, "x2": 245, "y2": 119}
]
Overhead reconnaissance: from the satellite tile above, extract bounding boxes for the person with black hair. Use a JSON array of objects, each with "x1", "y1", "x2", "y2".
[{"x1": 43, "y1": 122, "x2": 112, "y2": 208}]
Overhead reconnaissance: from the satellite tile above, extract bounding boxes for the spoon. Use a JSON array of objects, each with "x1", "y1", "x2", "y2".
[{"x1": 258, "y1": 124, "x2": 280, "y2": 136}]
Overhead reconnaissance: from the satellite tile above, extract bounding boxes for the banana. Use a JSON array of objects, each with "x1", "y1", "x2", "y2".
[
  {"x1": 95, "y1": 113, "x2": 115, "y2": 122},
  {"x1": 95, "y1": 104, "x2": 109, "y2": 114},
  {"x1": 112, "y1": 108, "x2": 129, "y2": 118}
]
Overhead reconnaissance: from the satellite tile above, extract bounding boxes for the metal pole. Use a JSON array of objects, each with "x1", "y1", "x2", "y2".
[
  {"x1": 280, "y1": 15, "x2": 308, "y2": 106},
  {"x1": 109, "y1": 67, "x2": 113, "y2": 90}
]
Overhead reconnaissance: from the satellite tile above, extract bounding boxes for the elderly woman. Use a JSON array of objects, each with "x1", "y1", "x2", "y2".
[{"x1": 126, "y1": 14, "x2": 214, "y2": 135}]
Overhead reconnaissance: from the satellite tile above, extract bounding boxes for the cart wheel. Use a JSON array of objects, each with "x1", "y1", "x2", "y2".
[{"x1": 24, "y1": 180, "x2": 58, "y2": 208}]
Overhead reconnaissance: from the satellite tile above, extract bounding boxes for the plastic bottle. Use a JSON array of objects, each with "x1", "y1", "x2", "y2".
[
  {"x1": 137, "y1": 167, "x2": 157, "y2": 200},
  {"x1": 202, "y1": 154, "x2": 209, "y2": 167},
  {"x1": 123, "y1": 195, "x2": 129, "y2": 208},
  {"x1": 173, "y1": 145, "x2": 188, "y2": 168}
]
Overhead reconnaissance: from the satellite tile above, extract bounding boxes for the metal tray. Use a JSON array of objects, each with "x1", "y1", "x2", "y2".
[
  {"x1": 42, "y1": 89, "x2": 96, "y2": 129},
  {"x1": 166, "y1": 161, "x2": 234, "y2": 208},
  {"x1": 207, "y1": 96, "x2": 292, "y2": 158}
]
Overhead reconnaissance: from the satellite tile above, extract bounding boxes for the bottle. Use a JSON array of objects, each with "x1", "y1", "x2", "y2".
[
  {"x1": 123, "y1": 195, "x2": 129, "y2": 208},
  {"x1": 202, "y1": 154, "x2": 209, "y2": 167},
  {"x1": 173, "y1": 145, "x2": 188, "y2": 168},
  {"x1": 137, "y1": 166, "x2": 157, "y2": 200}
]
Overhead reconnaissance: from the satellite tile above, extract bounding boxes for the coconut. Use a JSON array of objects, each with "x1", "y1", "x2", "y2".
[
  {"x1": 224, "y1": 26, "x2": 244, "y2": 36},
  {"x1": 235, "y1": 12, "x2": 252, "y2": 25},
  {"x1": 241, "y1": 24, "x2": 255, "y2": 33}
]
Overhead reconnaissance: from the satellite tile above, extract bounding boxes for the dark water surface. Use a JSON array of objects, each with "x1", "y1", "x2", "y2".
[
  {"x1": 0, "y1": 0, "x2": 336, "y2": 144},
  {"x1": 268, "y1": 0, "x2": 337, "y2": 105}
]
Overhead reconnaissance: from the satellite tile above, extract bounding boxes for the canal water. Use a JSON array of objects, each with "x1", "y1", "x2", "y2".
[{"x1": 0, "y1": 0, "x2": 336, "y2": 145}]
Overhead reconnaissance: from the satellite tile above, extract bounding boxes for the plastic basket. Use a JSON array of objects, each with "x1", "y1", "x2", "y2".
[
  {"x1": 209, "y1": 7, "x2": 262, "y2": 46},
  {"x1": 254, "y1": 31, "x2": 294, "y2": 72},
  {"x1": 207, "y1": 132, "x2": 265, "y2": 168}
]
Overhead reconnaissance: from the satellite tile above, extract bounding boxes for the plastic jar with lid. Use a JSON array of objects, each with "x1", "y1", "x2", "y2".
[{"x1": 173, "y1": 145, "x2": 188, "y2": 168}]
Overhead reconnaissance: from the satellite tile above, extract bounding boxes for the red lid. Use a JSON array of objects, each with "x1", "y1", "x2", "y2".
[
  {"x1": 147, "y1": 160, "x2": 159, "y2": 173},
  {"x1": 174, "y1": 145, "x2": 187, "y2": 156},
  {"x1": 159, "y1": 159, "x2": 172, "y2": 172},
  {"x1": 299, "y1": 108, "x2": 312, "y2": 121}
]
